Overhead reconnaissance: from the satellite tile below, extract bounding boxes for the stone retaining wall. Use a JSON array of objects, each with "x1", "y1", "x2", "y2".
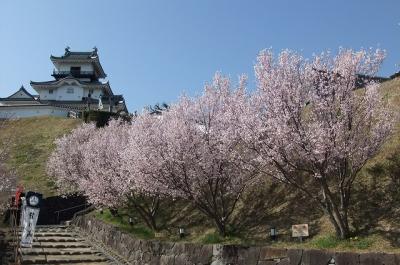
[{"x1": 72, "y1": 215, "x2": 400, "y2": 265}]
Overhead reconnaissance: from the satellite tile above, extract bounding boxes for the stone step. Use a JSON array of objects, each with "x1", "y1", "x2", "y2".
[
  {"x1": 44, "y1": 263, "x2": 111, "y2": 265},
  {"x1": 6, "y1": 226, "x2": 68, "y2": 232},
  {"x1": 19, "y1": 232, "x2": 77, "y2": 237},
  {"x1": 35, "y1": 225, "x2": 68, "y2": 229},
  {"x1": 21, "y1": 254, "x2": 108, "y2": 264},
  {"x1": 34, "y1": 227, "x2": 71, "y2": 232},
  {"x1": 8, "y1": 239, "x2": 85, "y2": 247},
  {"x1": 21, "y1": 247, "x2": 100, "y2": 255},
  {"x1": 31, "y1": 241, "x2": 92, "y2": 248},
  {"x1": 33, "y1": 237, "x2": 85, "y2": 242},
  {"x1": 33, "y1": 229, "x2": 73, "y2": 234}
]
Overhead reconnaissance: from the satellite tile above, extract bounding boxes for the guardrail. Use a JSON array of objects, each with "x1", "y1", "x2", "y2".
[{"x1": 54, "y1": 203, "x2": 91, "y2": 224}]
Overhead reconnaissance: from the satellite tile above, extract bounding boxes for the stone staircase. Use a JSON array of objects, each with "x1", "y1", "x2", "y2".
[{"x1": 6, "y1": 225, "x2": 122, "y2": 265}]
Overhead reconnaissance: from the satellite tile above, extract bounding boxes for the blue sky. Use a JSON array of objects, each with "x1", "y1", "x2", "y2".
[{"x1": 0, "y1": 0, "x2": 399, "y2": 112}]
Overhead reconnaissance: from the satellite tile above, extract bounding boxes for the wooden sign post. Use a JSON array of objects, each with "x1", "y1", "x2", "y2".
[{"x1": 292, "y1": 224, "x2": 309, "y2": 242}]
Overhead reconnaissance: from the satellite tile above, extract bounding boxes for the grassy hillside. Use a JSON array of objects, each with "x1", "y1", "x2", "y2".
[
  {"x1": 0, "y1": 78, "x2": 399, "y2": 252},
  {"x1": 95, "y1": 78, "x2": 400, "y2": 252},
  {"x1": 0, "y1": 116, "x2": 81, "y2": 196}
]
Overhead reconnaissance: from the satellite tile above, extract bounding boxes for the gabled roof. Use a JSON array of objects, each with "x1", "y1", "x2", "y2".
[
  {"x1": 30, "y1": 76, "x2": 114, "y2": 95},
  {"x1": 50, "y1": 49, "x2": 98, "y2": 60},
  {"x1": 50, "y1": 47, "x2": 106, "y2": 78},
  {"x1": 6, "y1": 86, "x2": 35, "y2": 100}
]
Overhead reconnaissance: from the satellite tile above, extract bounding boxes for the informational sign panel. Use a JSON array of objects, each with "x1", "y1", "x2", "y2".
[{"x1": 292, "y1": 224, "x2": 309, "y2": 238}]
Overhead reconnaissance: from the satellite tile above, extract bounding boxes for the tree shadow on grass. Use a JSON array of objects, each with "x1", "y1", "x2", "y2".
[
  {"x1": 349, "y1": 150, "x2": 400, "y2": 247},
  {"x1": 122, "y1": 197, "x2": 209, "y2": 236},
  {"x1": 231, "y1": 179, "x2": 323, "y2": 242}
]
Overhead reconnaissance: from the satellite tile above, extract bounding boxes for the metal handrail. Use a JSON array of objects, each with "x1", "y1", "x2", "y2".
[
  {"x1": 54, "y1": 203, "x2": 89, "y2": 214},
  {"x1": 54, "y1": 203, "x2": 90, "y2": 224}
]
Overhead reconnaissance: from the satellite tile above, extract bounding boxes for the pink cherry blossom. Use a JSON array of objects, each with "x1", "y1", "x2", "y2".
[
  {"x1": 252, "y1": 48, "x2": 394, "y2": 239},
  {"x1": 123, "y1": 73, "x2": 259, "y2": 236}
]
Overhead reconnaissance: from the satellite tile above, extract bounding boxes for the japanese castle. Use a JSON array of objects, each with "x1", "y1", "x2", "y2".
[{"x1": 0, "y1": 47, "x2": 127, "y2": 118}]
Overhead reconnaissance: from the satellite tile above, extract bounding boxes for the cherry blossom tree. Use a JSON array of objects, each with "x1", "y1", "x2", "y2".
[
  {"x1": 74, "y1": 119, "x2": 129, "y2": 206},
  {"x1": 47, "y1": 123, "x2": 96, "y2": 194},
  {"x1": 47, "y1": 48, "x2": 395, "y2": 239},
  {"x1": 252, "y1": 48, "x2": 394, "y2": 239},
  {"x1": 79, "y1": 119, "x2": 165, "y2": 231},
  {"x1": 48, "y1": 120, "x2": 165, "y2": 231},
  {"x1": 125, "y1": 73, "x2": 259, "y2": 236}
]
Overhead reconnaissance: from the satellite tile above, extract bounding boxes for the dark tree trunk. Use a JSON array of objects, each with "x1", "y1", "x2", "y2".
[
  {"x1": 320, "y1": 179, "x2": 351, "y2": 239},
  {"x1": 213, "y1": 219, "x2": 227, "y2": 237},
  {"x1": 127, "y1": 194, "x2": 160, "y2": 231},
  {"x1": 109, "y1": 208, "x2": 119, "y2": 217}
]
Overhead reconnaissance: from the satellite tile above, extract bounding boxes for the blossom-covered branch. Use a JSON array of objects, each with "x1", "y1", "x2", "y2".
[
  {"x1": 124, "y1": 73, "x2": 259, "y2": 236},
  {"x1": 252, "y1": 48, "x2": 394, "y2": 239}
]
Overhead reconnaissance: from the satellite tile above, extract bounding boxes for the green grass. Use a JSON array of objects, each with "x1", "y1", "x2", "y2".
[
  {"x1": 0, "y1": 78, "x2": 400, "y2": 253},
  {"x1": 312, "y1": 235, "x2": 341, "y2": 249},
  {"x1": 199, "y1": 231, "x2": 242, "y2": 244},
  {"x1": 201, "y1": 232, "x2": 224, "y2": 244},
  {"x1": 90, "y1": 78, "x2": 400, "y2": 252},
  {"x1": 311, "y1": 235, "x2": 372, "y2": 250},
  {"x1": 0, "y1": 116, "x2": 81, "y2": 196},
  {"x1": 272, "y1": 233, "x2": 376, "y2": 252},
  {"x1": 95, "y1": 209, "x2": 155, "y2": 240}
]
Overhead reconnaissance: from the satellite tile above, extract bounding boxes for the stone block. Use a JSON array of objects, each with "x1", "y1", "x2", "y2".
[
  {"x1": 257, "y1": 261, "x2": 277, "y2": 265},
  {"x1": 360, "y1": 252, "x2": 400, "y2": 265},
  {"x1": 141, "y1": 251, "x2": 160, "y2": 264},
  {"x1": 159, "y1": 241, "x2": 175, "y2": 255},
  {"x1": 211, "y1": 260, "x2": 224, "y2": 265},
  {"x1": 237, "y1": 246, "x2": 261, "y2": 265},
  {"x1": 259, "y1": 247, "x2": 288, "y2": 261},
  {"x1": 359, "y1": 252, "x2": 384, "y2": 265},
  {"x1": 172, "y1": 242, "x2": 186, "y2": 254},
  {"x1": 160, "y1": 255, "x2": 175, "y2": 265},
  {"x1": 287, "y1": 248, "x2": 302, "y2": 265},
  {"x1": 277, "y1": 258, "x2": 290, "y2": 265},
  {"x1": 174, "y1": 254, "x2": 191, "y2": 265},
  {"x1": 334, "y1": 251, "x2": 359, "y2": 265},
  {"x1": 127, "y1": 250, "x2": 142, "y2": 262},
  {"x1": 222, "y1": 245, "x2": 239, "y2": 257},
  {"x1": 150, "y1": 240, "x2": 162, "y2": 255},
  {"x1": 221, "y1": 245, "x2": 239, "y2": 264},
  {"x1": 381, "y1": 253, "x2": 400, "y2": 265},
  {"x1": 302, "y1": 249, "x2": 333, "y2": 265},
  {"x1": 193, "y1": 245, "x2": 213, "y2": 264},
  {"x1": 183, "y1": 243, "x2": 198, "y2": 256}
]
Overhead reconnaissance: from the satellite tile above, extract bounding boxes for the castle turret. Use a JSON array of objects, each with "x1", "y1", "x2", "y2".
[{"x1": 30, "y1": 47, "x2": 127, "y2": 113}]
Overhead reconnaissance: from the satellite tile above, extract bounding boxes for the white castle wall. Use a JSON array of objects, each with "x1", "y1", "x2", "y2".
[
  {"x1": 39, "y1": 85, "x2": 84, "y2": 101},
  {"x1": 0, "y1": 105, "x2": 69, "y2": 119},
  {"x1": 83, "y1": 88, "x2": 102, "y2": 99},
  {"x1": 57, "y1": 63, "x2": 94, "y2": 72}
]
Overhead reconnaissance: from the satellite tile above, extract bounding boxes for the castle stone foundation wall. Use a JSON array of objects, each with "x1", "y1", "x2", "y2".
[{"x1": 73, "y1": 215, "x2": 400, "y2": 265}]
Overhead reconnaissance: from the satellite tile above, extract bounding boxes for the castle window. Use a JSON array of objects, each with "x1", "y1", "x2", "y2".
[
  {"x1": 67, "y1": 88, "x2": 74, "y2": 94},
  {"x1": 70, "y1": 66, "x2": 81, "y2": 75},
  {"x1": 49, "y1": 89, "x2": 53, "y2": 94}
]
